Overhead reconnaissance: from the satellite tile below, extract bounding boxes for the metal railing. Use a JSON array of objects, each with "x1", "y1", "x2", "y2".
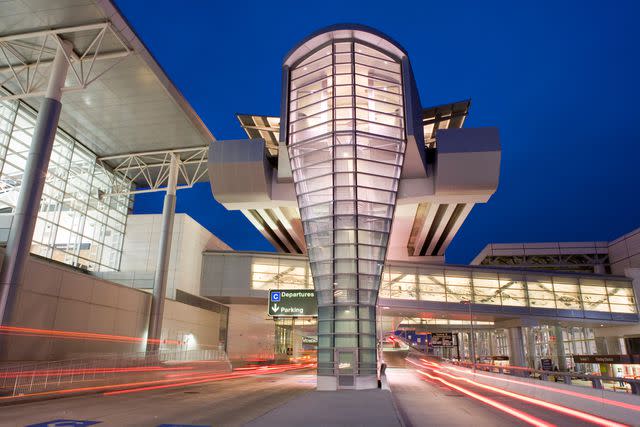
[
  {"x1": 450, "y1": 360, "x2": 640, "y2": 395},
  {"x1": 0, "y1": 348, "x2": 230, "y2": 399}
]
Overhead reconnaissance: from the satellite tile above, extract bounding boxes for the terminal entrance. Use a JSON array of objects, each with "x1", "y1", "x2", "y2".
[{"x1": 336, "y1": 350, "x2": 357, "y2": 388}]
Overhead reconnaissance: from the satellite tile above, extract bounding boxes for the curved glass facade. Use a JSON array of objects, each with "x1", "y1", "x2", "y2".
[{"x1": 287, "y1": 39, "x2": 406, "y2": 383}]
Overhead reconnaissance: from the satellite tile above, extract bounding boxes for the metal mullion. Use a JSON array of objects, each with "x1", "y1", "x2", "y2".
[
  {"x1": 289, "y1": 86, "x2": 333, "y2": 106},
  {"x1": 353, "y1": 43, "x2": 396, "y2": 62},
  {"x1": 348, "y1": 41, "x2": 363, "y2": 363},
  {"x1": 353, "y1": 103, "x2": 403, "y2": 119},
  {"x1": 354, "y1": 51, "x2": 401, "y2": 71},
  {"x1": 353, "y1": 61, "x2": 402, "y2": 81},
  {"x1": 294, "y1": 50, "x2": 333, "y2": 70},
  {"x1": 289, "y1": 107, "x2": 333, "y2": 126},
  {"x1": 330, "y1": 41, "x2": 338, "y2": 359},
  {"x1": 289, "y1": 102, "x2": 334, "y2": 122},
  {"x1": 354, "y1": 64, "x2": 402, "y2": 84},
  {"x1": 290, "y1": 94, "x2": 344, "y2": 114},
  {"x1": 290, "y1": 74, "x2": 333, "y2": 97},
  {"x1": 354, "y1": 82, "x2": 402, "y2": 100},
  {"x1": 297, "y1": 47, "x2": 333, "y2": 68},
  {"x1": 291, "y1": 61, "x2": 333, "y2": 83},
  {"x1": 354, "y1": 130, "x2": 406, "y2": 146},
  {"x1": 354, "y1": 97, "x2": 403, "y2": 115},
  {"x1": 355, "y1": 118, "x2": 404, "y2": 133},
  {"x1": 353, "y1": 72, "x2": 402, "y2": 89},
  {"x1": 289, "y1": 118, "x2": 333, "y2": 136},
  {"x1": 288, "y1": 132, "x2": 336, "y2": 153}
]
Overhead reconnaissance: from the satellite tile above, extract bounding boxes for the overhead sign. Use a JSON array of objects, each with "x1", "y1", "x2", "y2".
[
  {"x1": 268, "y1": 290, "x2": 317, "y2": 317},
  {"x1": 573, "y1": 354, "x2": 640, "y2": 364},
  {"x1": 431, "y1": 332, "x2": 454, "y2": 347}
]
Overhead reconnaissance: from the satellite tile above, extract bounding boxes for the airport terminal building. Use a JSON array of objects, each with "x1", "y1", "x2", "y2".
[{"x1": 0, "y1": 4, "x2": 638, "y2": 392}]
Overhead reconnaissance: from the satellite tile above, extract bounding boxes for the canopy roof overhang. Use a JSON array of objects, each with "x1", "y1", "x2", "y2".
[{"x1": 0, "y1": 0, "x2": 214, "y2": 187}]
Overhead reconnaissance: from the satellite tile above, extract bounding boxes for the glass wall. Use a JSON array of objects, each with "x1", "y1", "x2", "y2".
[
  {"x1": 379, "y1": 264, "x2": 637, "y2": 316},
  {"x1": 251, "y1": 257, "x2": 312, "y2": 290},
  {"x1": 0, "y1": 97, "x2": 132, "y2": 271},
  {"x1": 287, "y1": 40, "x2": 406, "y2": 380},
  {"x1": 249, "y1": 257, "x2": 637, "y2": 318}
]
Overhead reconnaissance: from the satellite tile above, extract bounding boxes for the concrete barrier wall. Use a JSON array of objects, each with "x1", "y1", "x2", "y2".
[
  {"x1": 162, "y1": 299, "x2": 221, "y2": 350},
  {"x1": 6, "y1": 255, "x2": 151, "y2": 361},
  {"x1": 3, "y1": 252, "x2": 223, "y2": 361},
  {"x1": 441, "y1": 364, "x2": 640, "y2": 425},
  {"x1": 226, "y1": 304, "x2": 274, "y2": 360}
]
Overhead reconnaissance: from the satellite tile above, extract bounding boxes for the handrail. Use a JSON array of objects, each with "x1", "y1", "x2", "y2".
[
  {"x1": 450, "y1": 360, "x2": 640, "y2": 395},
  {"x1": 0, "y1": 348, "x2": 230, "y2": 399}
]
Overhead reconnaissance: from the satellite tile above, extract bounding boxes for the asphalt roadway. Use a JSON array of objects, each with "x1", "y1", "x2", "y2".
[
  {"x1": 387, "y1": 355, "x2": 631, "y2": 427},
  {"x1": 0, "y1": 358, "x2": 631, "y2": 427},
  {"x1": 0, "y1": 369, "x2": 316, "y2": 427}
]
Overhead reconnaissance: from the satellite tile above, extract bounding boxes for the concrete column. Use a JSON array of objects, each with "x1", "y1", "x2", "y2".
[
  {"x1": 554, "y1": 325, "x2": 568, "y2": 371},
  {"x1": 0, "y1": 40, "x2": 73, "y2": 326},
  {"x1": 605, "y1": 337, "x2": 623, "y2": 354},
  {"x1": 525, "y1": 327, "x2": 537, "y2": 368},
  {"x1": 508, "y1": 327, "x2": 526, "y2": 367},
  {"x1": 146, "y1": 153, "x2": 179, "y2": 352}
]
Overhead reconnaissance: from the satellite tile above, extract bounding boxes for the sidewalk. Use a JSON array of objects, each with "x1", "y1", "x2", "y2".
[{"x1": 245, "y1": 389, "x2": 403, "y2": 427}]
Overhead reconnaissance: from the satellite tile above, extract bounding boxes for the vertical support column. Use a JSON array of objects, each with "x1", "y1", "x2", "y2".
[
  {"x1": 146, "y1": 153, "x2": 179, "y2": 352},
  {"x1": 508, "y1": 327, "x2": 527, "y2": 368},
  {"x1": 554, "y1": 325, "x2": 568, "y2": 371},
  {"x1": 525, "y1": 327, "x2": 537, "y2": 369},
  {"x1": 0, "y1": 39, "x2": 72, "y2": 326}
]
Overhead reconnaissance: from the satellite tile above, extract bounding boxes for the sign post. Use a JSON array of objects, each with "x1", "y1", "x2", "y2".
[{"x1": 268, "y1": 290, "x2": 317, "y2": 317}]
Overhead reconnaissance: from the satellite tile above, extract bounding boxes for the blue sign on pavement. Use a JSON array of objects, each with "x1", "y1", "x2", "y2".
[
  {"x1": 26, "y1": 420, "x2": 101, "y2": 427},
  {"x1": 271, "y1": 291, "x2": 281, "y2": 302}
]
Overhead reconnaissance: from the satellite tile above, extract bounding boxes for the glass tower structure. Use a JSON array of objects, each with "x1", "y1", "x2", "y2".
[{"x1": 284, "y1": 27, "x2": 409, "y2": 389}]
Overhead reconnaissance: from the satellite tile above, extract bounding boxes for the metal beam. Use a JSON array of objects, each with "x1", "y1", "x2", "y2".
[
  {"x1": 436, "y1": 203, "x2": 474, "y2": 256},
  {"x1": 98, "y1": 147, "x2": 209, "y2": 196},
  {"x1": 424, "y1": 204, "x2": 457, "y2": 256},
  {"x1": 411, "y1": 202, "x2": 438, "y2": 256},
  {"x1": 0, "y1": 23, "x2": 131, "y2": 101}
]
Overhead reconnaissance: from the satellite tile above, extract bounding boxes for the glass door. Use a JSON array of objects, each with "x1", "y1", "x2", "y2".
[{"x1": 336, "y1": 350, "x2": 356, "y2": 389}]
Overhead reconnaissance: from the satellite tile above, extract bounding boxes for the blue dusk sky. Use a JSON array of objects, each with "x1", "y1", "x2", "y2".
[{"x1": 117, "y1": 0, "x2": 640, "y2": 264}]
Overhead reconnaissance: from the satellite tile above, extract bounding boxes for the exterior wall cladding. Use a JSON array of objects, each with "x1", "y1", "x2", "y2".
[{"x1": 284, "y1": 26, "x2": 418, "y2": 389}]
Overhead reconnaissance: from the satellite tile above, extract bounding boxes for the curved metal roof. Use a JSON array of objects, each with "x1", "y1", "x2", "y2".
[{"x1": 283, "y1": 23, "x2": 409, "y2": 67}]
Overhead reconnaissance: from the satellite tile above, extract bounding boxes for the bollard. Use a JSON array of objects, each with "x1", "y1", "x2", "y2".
[{"x1": 591, "y1": 377, "x2": 604, "y2": 389}]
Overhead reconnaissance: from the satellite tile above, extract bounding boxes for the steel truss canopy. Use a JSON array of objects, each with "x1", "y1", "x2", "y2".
[
  {"x1": 0, "y1": 0, "x2": 214, "y2": 185},
  {"x1": 99, "y1": 146, "x2": 209, "y2": 195}
]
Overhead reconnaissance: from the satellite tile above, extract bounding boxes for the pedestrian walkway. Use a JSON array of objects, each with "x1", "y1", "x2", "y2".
[{"x1": 245, "y1": 389, "x2": 403, "y2": 427}]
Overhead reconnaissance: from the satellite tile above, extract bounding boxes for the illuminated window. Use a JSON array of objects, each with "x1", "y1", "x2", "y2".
[{"x1": 0, "y1": 97, "x2": 131, "y2": 271}]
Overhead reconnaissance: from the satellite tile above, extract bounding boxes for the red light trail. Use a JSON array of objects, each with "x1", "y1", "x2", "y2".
[
  {"x1": 409, "y1": 358, "x2": 630, "y2": 427},
  {"x1": 417, "y1": 369, "x2": 554, "y2": 427},
  {"x1": 0, "y1": 325, "x2": 181, "y2": 345},
  {"x1": 0, "y1": 363, "x2": 314, "y2": 401},
  {"x1": 0, "y1": 365, "x2": 193, "y2": 379},
  {"x1": 442, "y1": 364, "x2": 640, "y2": 412},
  {"x1": 433, "y1": 369, "x2": 628, "y2": 427}
]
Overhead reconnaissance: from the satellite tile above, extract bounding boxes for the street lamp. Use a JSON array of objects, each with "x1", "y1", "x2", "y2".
[{"x1": 460, "y1": 300, "x2": 476, "y2": 372}]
